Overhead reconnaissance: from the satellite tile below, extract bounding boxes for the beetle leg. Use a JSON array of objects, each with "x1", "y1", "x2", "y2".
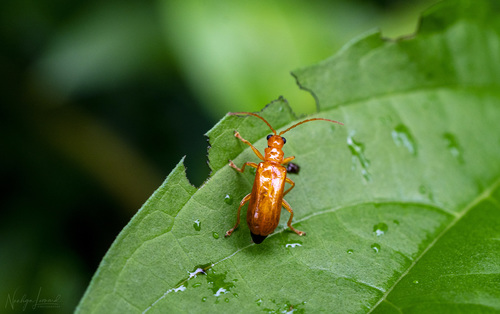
[
  {"x1": 229, "y1": 161, "x2": 258, "y2": 173},
  {"x1": 234, "y1": 131, "x2": 265, "y2": 161},
  {"x1": 282, "y1": 199, "x2": 306, "y2": 236},
  {"x1": 225, "y1": 193, "x2": 252, "y2": 237},
  {"x1": 282, "y1": 156, "x2": 295, "y2": 164},
  {"x1": 283, "y1": 177, "x2": 295, "y2": 196}
]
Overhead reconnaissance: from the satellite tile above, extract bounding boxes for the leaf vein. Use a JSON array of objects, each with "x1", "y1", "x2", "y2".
[{"x1": 367, "y1": 176, "x2": 500, "y2": 313}]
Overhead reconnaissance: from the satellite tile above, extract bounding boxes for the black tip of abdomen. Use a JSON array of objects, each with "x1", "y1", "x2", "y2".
[{"x1": 250, "y1": 232, "x2": 267, "y2": 244}]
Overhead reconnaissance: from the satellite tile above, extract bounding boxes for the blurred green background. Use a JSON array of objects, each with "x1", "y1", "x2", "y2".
[{"x1": 1, "y1": 0, "x2": 439, "y2": 312}]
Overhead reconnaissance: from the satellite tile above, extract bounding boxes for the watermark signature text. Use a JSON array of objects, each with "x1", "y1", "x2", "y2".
[{"x1": 5, "y1": 287, "x2": 62, "y2": 311}]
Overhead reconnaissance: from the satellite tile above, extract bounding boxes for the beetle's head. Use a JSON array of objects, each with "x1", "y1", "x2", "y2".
[
  {"x1": 228, "y1": 111, "x2": 343, "y2": 147},
  {"x1": 266, "y1": 134, "x2": 285, "y2": 149}
]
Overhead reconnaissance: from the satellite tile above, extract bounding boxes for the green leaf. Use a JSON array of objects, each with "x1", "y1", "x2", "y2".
[{"x1": 77, "y1": 0, "x2": 500, "y2": 312}]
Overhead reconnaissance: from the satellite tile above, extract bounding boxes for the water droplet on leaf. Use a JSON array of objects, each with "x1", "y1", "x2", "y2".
[
  {"x1": 206, "y1": 269, "x2": 235, "y2": 297},
  {"x1": 214, "y1": 288, "x2": 226, "y2": 297},
  {"x1": 373, "y1": 223, "x2": 388, "y2": 236},
  {"x1": 173, "y1": 285, "x2": 186, "y2": 292},
  {"x1": 418, "y1": 184, "x2": 434, "y2": 201},
  {"x1": 392, "y1": 124, "x2": 417, "y2": 155},
  {"x1": 193, "y1": 219, "x2": 201, "y2": 231},
  {"x1": 419, "y1": 185, "x2": 427, "y2": 194},
  {"x1": 347, "y1": 133, "x2": 371, "y2": 182},
  {"x1": 371, "y1": 243, "x2": 381, "y2": 253},
  {"x1": 443, "y1": 132, "x2": 464, "y2": 163},
  {"x1": 224, "y1": 194, "x2": 233, "y2": 205}
]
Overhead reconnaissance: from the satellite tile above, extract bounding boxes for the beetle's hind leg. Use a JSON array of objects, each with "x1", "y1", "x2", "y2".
[
  {"x1": 225, "y1": 193, "x2": 251, "y2": 237},
  {"x1": 282, "y1": 199, "x2": 306, "y2": 236}
]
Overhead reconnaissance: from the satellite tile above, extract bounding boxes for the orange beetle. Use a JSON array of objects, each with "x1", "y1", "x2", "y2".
[{"x1": 225, "y1": 112, "x2": 343, "y2": 244}]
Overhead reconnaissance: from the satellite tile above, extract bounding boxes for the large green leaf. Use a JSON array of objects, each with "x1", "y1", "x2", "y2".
[{"x1": 77, "y1": 0, "x2": 500, "y2": 312}]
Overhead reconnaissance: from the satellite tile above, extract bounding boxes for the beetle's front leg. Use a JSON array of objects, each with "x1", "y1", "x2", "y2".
[
  {"x1": 228, "y1": 161, "x2": 258, "y2": 173},
  {"x1": 234, "y1": 131, "x2": 265, "y2": 161},
  {"x1": 282, "y1": 156, "x2": 295, "y2": 164},
  {"x1": 225, "y1": 193, "x2": 252, "y2": 237},
  {"x1": 282, "y1": 199, "x2": 306, "y2": 236}
]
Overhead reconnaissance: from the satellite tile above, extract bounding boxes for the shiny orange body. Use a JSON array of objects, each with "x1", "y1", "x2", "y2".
[
  {"x1": 224, "y1": 112, "x2": 342, "y2": 244},
  {"x1": 247, "y1": 158, "x2": 287, "y2": 237}
]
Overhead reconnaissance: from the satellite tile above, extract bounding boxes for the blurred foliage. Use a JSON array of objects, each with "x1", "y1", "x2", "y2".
[{"x1": 0, "y1": 0, "x2": 438, "y2": 312}]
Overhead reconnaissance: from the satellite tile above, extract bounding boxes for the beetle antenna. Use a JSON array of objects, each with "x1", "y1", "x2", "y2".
[
  {"x1": 279, "y1": 118, "x2": 343, "y2": 136},
  {"x1": 229, "y1": 112, "x2": 277, "y2": 135}
]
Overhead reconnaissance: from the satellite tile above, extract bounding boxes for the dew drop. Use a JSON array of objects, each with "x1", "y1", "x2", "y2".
[
  {"x1": 190, "y1": 263, "x2": 210, "y2": 276},
  {"x1": 418, "y1": 185, "x2": 427, "y2": 194},
  {"x1": 173, "y1": 285, "x2": 186, "y2": 292},
  {"x1": 213, "y1": 232, "x2": 220, "y2": 239},
  {"x1": 193, "y1": 219, "x2": 201, "y2": 231},
  {"x1": 418, "y1": 184, "x2": 434, "y2": 201},
  {"x1": 443, "y1": 132, "x2": 464, "y2": 163},
  {"x1": 256, "y1": 299, "x2": 263, "y2": 306},
  {"x1": 347, "y1": 133, "x2": 371, "y2": 182},
  {"x1": 371, "y1": 243, "x2": 381, "y2": 253},
  {"x1": 193, "y1": 283, "x2": 202, "y2": 288},
  {"x1": 214, "y1": 287, "x2": 227, "y2": 297},
  {"x1": 224, "y1": 194, "x2": 233, "y2": 205},
  {"x1": 393, "y1": 220, "x2": 400, "y2": 225},
  {"x1": 413, "y1": 280, "x2": 419, "y2": 284},
  {"x1": 392, "y1": 124, "x2": 417, "y2": 155},
  {"x1": 202, "y1": 297, "x2": 207, "y2": 302},
  {"x1": 347, "y1": 249, "x2": 354, "y2": 254},
  {"x1": 373, "y1": 223, "x2": 388, "y2": 236},
  {"x1": 283, "y1": 236, "x2": 302, "y2": 248},
  {"x1": 206, "y1": 269, "x2": 235, "y2": 297},
  {"x1": 233, "y1": 293, "x2": 238, "y2": 298},
  {"x1": 189, "y1": 268, "x2": 204, "y2": 278}
]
